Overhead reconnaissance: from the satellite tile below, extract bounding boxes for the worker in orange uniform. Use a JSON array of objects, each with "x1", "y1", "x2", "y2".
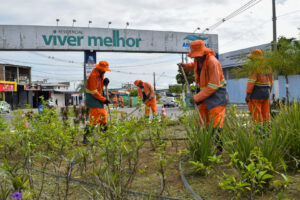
[
  {"x1": 129, "y1": 97, "x2": 133, "y2": 108},
  {"x1": 178, "y1": 40, "x2": 229, "y2": 154},
  {"x1": 134, "y1": 80, "x2": 157, "y2": 118},
  {"x1": 112, "y1": 95, "x2": 118, "y2": 108},
  {"x1": 117, "y1": 94, "x2": 124, "y2": 108},
  {"x1": 245, "y1": 49, "x2": 273, "y2": 123},
  {"x1": 84, "y1": 60, "x2": 110, "y2": 144}
]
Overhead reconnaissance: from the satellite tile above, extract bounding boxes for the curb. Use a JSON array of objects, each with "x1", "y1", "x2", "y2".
[{"x1": 179, "y1": 161, "x2": 204, "y2": 200}]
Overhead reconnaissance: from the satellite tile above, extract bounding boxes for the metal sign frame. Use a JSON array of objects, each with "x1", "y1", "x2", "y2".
[{"x1": 0, "y1": 25, "x2": 218, "y2": 54}]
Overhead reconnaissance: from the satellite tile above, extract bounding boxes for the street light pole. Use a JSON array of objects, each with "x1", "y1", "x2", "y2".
[{"x1": 272, "y1": 0, "x2": 279, "y2": 100}]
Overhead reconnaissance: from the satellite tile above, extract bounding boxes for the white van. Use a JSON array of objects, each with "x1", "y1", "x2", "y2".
[{"x1": 162, "y1": 97, "x2": 178, "y2": 107}]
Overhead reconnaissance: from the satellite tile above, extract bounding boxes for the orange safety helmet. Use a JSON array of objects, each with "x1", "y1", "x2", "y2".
[
  {"x1": 134, "y1": 80, "x2": 143, "y2": 86},
  {"x1": 248, "y1": 49, "x2": 263, "y2": 59},
  {"x1": 188, "y1": 40, "x2": 210, "y2": 58},
  {"x1": 95, "y1": 61, "x2": 110, "y2": 71}
]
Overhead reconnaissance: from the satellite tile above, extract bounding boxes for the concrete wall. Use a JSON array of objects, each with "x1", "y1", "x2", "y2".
[
  {"x1": 226, "y1": 75, "x2": 300, "y2": 103},
  {"x1": 52, "y1": 93, "x2": 65, "y2": 107}
]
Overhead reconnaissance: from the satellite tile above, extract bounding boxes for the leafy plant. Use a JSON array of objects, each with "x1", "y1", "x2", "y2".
[
  {"x1": 182, "y1": 111, "x2": 215, "y2": 166},
  {"x1": 221, "y1": 148, "x2": 277, "y2": 200}
]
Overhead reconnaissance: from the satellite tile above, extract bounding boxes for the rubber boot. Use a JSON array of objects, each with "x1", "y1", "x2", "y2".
[
  {"x1": 100, "y1": 124, "x2": 108, "y2": 132},
  {"x1": 83, "y1": 125, "x2": 92, "y2": 145},
  {"x1": 213, "y1": 128, "x2": 223, "y2": 156}
]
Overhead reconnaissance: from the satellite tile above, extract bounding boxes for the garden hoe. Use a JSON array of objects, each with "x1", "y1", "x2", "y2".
[
  {"x1": 178, "y1": 64, "x2": 204, "y2": 126},
  {"x1": 105, "y1": 86, "x2": 112, "y2": 121},
  {"x1": 124, "y1": 99, "x2": 150, "y2": 119}
]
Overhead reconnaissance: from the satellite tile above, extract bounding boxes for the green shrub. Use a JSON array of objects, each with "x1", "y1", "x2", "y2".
[
  {"x1": 222, "y1": 105, "x2": 289, "y2": 170},
  {"x1": 272, "y1": 102, "x2": 300, "y2": 169},
  {"x1": 182, "y1": 111, "x2": 215, "y2": 166}
]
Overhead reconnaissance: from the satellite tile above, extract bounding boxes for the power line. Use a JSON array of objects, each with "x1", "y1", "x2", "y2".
[
  {"x1": 29, "y1": 52, "x2": 175, "y2": 67},
  {"x1": 277, "y1": 9, "x2": 300, "y2": 18},
  {"x1": 29, "y1": 52, "x2": 83, "y2": 64},
  {"x1": 220, "y1": 9, "x2": 300, "y2": 48},
  {"x1": 0, "y1": 57, "x2": 83, "y2": 68},
  {"x1": 203, "y1": 0, "x2": 262, "y2": 33}
]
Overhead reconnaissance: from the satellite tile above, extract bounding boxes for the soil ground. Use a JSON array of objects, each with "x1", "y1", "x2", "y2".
[{"x1": 4, "y1": 121, "x2": 300, "y2": 200}]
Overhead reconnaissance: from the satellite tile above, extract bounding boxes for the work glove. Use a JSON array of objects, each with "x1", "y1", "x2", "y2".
[
  {"x1": 103, "y1": 78, "x2": 110, "y2": 86},
  {"x1": 189, "y1": 96, "x2": 196, "y2": 105},
  {"x1": 177, "y1": 63, "x2": 185, "y2": 70},
  {"x1": 142, "y1": 93, "x2": 147, "y2": 100},
  {"x1": 103, "y1": 99, "x2": 111, "y2": 105},
  {"x1": 245, "y1": 93, "x2": 251, "y2": 103}
]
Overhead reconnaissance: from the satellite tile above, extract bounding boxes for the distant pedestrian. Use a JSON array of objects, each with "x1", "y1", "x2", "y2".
[
  {"x1": 129, "y1": 97, "x2": 133, "y2": 108},
  {"x1": 134, "y1": 80, "x2": 157, "y2": 118}
]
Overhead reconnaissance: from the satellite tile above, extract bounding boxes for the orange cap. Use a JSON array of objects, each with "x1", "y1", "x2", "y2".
[
  {"x1": 95, "y1": 61, "x2": 110, "y2": 71},
  {"x1": 188, "y1": 40, "x2": 209, "y2": 58},
  {"x1": 248, "y1": 49, "x2": 263, "y2": 58},
  {"x1": 134, "y1": 80, "x2": 143, "y2": 86}
]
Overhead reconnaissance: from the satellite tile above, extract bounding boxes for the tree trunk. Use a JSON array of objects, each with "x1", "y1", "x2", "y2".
[
  {"x1": 182, "y1": 84, "x2": 186, "y2": 106},
  {"x1": 285, "y1": 75, "x2": 289, "y2": 104}
]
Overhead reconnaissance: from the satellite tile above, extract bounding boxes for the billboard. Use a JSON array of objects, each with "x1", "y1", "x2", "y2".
[
  {"x1": 0, "y1": 25, "x2": 218, "y2": 54},
  {"x1": 84, "y1": 51, "x2": 96, "y2": 78},
  {"x1": 0, "y1": 81, "x2": 17, "y2": 92}
]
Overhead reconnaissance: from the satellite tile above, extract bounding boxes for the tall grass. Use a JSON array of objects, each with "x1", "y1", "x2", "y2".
[
  {"x1": 222, "y1": 105, "x2": 290, "y2": 170},
  {"x1": 182, "y1": 111, "x2": 215, "y2": 165},
  {"x1": 272, "y1": 102, "x2": 300, "y2": 169}
]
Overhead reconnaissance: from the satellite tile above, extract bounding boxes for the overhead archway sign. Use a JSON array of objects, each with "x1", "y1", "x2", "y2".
[{"x1": 0, "y1": 25, "x2": 218, "y2": 54}]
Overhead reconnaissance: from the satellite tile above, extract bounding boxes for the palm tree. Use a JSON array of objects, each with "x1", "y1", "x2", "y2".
[{"x1": 76, "y1": 80, "x2": 86, "y2": 93}]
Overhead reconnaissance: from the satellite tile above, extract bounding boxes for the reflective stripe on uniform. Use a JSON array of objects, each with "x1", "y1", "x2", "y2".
[
  {"x1": 254, "y1": 82, "x2": 272, "y2": 87},
  {"x1": 248, "y1": 79, "x2": 256, "y2": 83},
  {"x1": 86, "y1": 89, "x2": 97, "y2": 94},
  {"x1": 207, "y1": 79, "x2": 227, "y2": 90}
]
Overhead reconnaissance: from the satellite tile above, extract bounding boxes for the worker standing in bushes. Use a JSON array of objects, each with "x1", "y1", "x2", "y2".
[
  {"x1": 112, "y1": 95, "x2": 118, "y2": 108},
  {"x1": 178, "y1": 40, "x2": 229, "y2": 154},
  {"x1": 134, "y1": 80, "x2": 157, "y2": 118},
  {"x1": 245, "y1": 49, "x2": 273, "y2": 123},
  {"x1": 129, "y1": 97, "x2": 133, "y2": 107},
  {"x1": 117, "y1": 94, "x2": 124, "y2": 108},
  {"x1": 84, "y1": 61, "x2": 110, "y2": 144}
]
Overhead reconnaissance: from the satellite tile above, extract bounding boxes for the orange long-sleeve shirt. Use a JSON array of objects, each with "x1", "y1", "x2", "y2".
[
  {"x1": 137, "y1": 82, "x2": 155, "y2": 100},
  {"x1": 184, "y1": 54, "x2": 226, "y2": 103},
  {"x1": 86, "y1": 68, "x2": 106, "y2": 102},
  {"x1": 246, "y1": 73, "x2": 273, "y2": 94}
]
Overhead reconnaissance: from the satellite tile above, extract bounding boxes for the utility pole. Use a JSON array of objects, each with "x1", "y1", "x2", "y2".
[
  {"x1": 182, "y1": 53, "x2": 186, "y2": 106},
  {"x1": 272, "y1": 0, "x2": 280, "y2": 100},
  {"x1": 153, "y1": 72, "x2": 156, "y2": 91}
]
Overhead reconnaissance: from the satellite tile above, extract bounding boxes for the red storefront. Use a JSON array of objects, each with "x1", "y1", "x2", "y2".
[{"x1": 0, "y1": 81, "x2": 17, "y2": 101}]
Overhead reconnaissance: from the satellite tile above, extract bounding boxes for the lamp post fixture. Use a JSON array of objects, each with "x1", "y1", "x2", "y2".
[
  {"x1": 72, "y1": 19, "x2": 76, "y2": 27},
  {"x1": 125, "y1": 22, "x2": 129, "y2": 29},
  {"x1": 56, "y1": 19, "x2": 60, "y2": 26},
  {"x1": 107, "y1": 21, "x2": 112, "y2": 28},
  {"x1": 193, "y1": 27, "x2": 200, "y2": 33},
  {"x1": 88, "y1": 20, "x2": 92, "y2": 27}
]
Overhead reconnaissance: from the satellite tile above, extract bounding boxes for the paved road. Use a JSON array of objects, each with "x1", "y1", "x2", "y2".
[
  {"x1": 1, "y1": 105, "x2": 183, "y2": 124},
  {"x1": 115, "y1": 104, "x2": 182, "y2": 119}
]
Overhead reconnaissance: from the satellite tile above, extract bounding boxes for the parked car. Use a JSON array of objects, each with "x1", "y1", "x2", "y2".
[
  {"x1": 162, "y1": 97, "x2": 178, "y2": 107},
  {"x1": 0, "y1": 101, "x2": 11, "y2": 113}
]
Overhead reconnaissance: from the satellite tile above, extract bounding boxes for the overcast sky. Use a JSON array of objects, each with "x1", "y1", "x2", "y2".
[{"x1": 0, "y1": 0, "x2": 299, "y2": 89}]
